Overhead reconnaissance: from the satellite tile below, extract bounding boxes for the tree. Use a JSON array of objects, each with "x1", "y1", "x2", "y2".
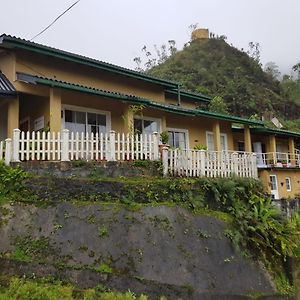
[
  {"x1": 264, "y1": 62, "x2": 281, "y2": 80},
  {"x1": 292, "y1": 62, "x2": 300, "y2": 80},
  {"x1": 247, "y1": 42, "x2": 261, "y2": 63},
  {"x1": 133, "y1": 40, "x2": 177, "y2": 72},
  {"x1": 208, "y1": 96, "x2": 229, "y2": 115}
]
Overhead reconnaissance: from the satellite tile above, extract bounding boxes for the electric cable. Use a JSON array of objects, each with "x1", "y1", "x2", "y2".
[{"x1": 30, "y1": 0, "x2": 81, "y2": 41}]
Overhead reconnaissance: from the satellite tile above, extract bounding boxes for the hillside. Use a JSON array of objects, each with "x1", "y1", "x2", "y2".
[
  {"x1": 1, "y1": 161, "x2": 300, "y2": 297},
  {"x1": 147, "y1": 38, "x2": 300, "y2": 124}
]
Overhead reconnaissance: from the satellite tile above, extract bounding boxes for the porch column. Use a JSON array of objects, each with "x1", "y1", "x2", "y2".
[
  {"x1": 213, "y1": 121, "x2": 221, "y2": 152},
  {"x1": 7, "y1": 96, "x2": 19, "y2": 138},
  {"x1": 269, "y1": 135, "x2": 277, "y2": 163},
  {"x1": 123, "y1": 106, "x2": 134, "y2": 134},
  {"x1": 50, "y1": 88, "x2": 61, "y2": 132},
  {"x1": 244, "y1": 125, "x2": 252, "y2": 152},
  {"x1": 288, "y1": 137, "x2": 296, "y2": 167}
]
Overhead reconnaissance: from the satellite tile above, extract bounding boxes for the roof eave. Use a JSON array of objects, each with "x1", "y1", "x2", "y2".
[
  {"x1": 0, "y1": 35, "x2": 177, "y2": 89},
  {"x1": 16, "y1": 73, "x2": 263, "y2": 125}
]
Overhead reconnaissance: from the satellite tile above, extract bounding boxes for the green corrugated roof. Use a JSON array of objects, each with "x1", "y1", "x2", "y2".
[
  {"x1": 0, "y1": 34, "x2": 215, "y2": 104},
  {"x1": 251, "y1": 127, "x2": 300, "y2": 139},
  {"x1": 165, "y1": 89, "x2": 211, "y2": 103},
  {"x1": 0, "y1": 34, "x2": 180, "y2": 89},
  {"x1": 232, "y1": 127, "x2": 300, "y2": 139},
  {"x1": 17, "y1": 72, "x2": 263, "y2": 126}
]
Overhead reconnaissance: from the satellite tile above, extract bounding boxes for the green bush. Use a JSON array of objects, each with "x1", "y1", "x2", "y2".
[
  {"x1": 0, "y1": 278, "x2": 156, "y2": 300},
  {"x1": 3, "y1": 278, "x2": 73, "y2": 300},
  {"x1": 0, "y1": 162, "x2": 28, "y2": 205}
]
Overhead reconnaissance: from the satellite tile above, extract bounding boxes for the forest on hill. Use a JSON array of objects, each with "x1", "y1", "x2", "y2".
[{"x1": 134, "y1": 34, "x2": 300, "y2": 131}]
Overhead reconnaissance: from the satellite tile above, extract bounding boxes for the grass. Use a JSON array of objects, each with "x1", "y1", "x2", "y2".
[{"x1": 0, "y1": 277, "x2": 154, "y2": 300}]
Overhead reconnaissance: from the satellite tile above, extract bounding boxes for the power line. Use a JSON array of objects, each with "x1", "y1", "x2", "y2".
[{"x1": 30, "y1": 0, "x2": 81, "y2": 41}]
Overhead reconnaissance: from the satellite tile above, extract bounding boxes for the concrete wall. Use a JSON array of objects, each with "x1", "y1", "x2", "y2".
[{"x1": 192, "y1": 29, "x2": 209, "y2": 40}]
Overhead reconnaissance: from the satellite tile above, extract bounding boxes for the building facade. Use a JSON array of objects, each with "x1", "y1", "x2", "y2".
[{"x1": 0, "y1": 34, "x2": 299, "y2": 200}]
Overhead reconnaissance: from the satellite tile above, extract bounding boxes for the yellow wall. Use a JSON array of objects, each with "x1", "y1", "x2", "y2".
[
  {"x1": 0, "y1": 52, "x2": 16, "y2": 82},
  {"x1": 259, "y1": 169, "x2": 300, "y2": 199},
  {"x1": 192, "y1": 29, "x2": 209, "y2": 40},
  {"x1": 15, "y1": 52, "x2": 166, "y2": 104},
  {"x1": 165, "y1": 113, "x2": 234, "y2": 150},
  {"x1": 165, "y1": 96, "x2": 198, "y2": 110}
]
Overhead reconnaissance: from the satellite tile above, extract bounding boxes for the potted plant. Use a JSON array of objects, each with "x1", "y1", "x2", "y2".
[
  {"x1": 160, "y1": 131, "x2": 169, "y2": 145},
  {"x1": 282, "y1": 160, "x2": 288, "y2": 168},
  {"x1": 193, "y1": 144, "x2": 207, "y2": 151},
  {"x1": 159, "y1": 131, "x2": 169, "y2": 157}
]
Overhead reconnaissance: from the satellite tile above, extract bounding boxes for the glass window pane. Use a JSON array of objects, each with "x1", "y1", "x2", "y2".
[
  {"x1": 134, "y1": 119, "x2": 143, "y2": 134},
  {"x1": 221, "y1": 135, "x2": 227, "y2": 151},
  {"x1": 168, "y1": 131, "x2": 174, "y2": 147},
  {"x1": 144, "y1": 120, "x2": 157, "y2": 134},
  {"x1": 97, "y1": 114, "x2": 106, "y2": 126},
  {"x1": 87, "y1": 113, "x2": 96, "y2": 125},
  {"x1": 65, "y1": 110, "x2": 74, "y2": 122},
  {"x1": 76, "y1": 111, "x2": 86, "y2": 124},
  {"x1": 207, "y1": 133, "x2": 214, "y2": 151},
  {"x1": 177, "y1": 132, "x2": 186, "y2": 149},
  {"x1": 270, "y1": 176, "x2": 277, "y2": 190}
]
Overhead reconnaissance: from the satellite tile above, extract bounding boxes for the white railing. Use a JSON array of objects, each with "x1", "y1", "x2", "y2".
[
  {"x1": 3, "y1": 129, "x2": 160, "y2": 165},
  {"x1": 162, "y1": 148, "x2": 258, "y2": 178},
  {"x1": 256, "y1": 152, "x2": 300, "y2": 168},
  {"x1": 0, "y1": 140, "x2": 4, "y2": 161}
]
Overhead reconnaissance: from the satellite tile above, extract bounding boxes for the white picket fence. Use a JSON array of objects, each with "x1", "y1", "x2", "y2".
[
  {"x1": 0, "y1": 140, "x2": 5, "y2": 161},
  {"x1": 2, "y1": 129, "x2": 160, "y2": 164},
  {"x1": 162, "y1": 148, "x2": 258, "y2": 178}
]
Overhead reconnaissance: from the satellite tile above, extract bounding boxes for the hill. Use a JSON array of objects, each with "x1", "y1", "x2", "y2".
[{"x1": 146, "y1": 37, "x2": 300, "y2": 126}]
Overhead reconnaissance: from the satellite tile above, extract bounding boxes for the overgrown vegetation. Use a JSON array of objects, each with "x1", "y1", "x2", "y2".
[
  {"x1": 0, "y1": 162, "x2": 28, "y2": 205},
  {"x1": 0, "y1": 277, "x2": 157, "y2": 300},
  {"x1": 142, "y1": 36, "x2": 300, "y2": 131},
  {"x1": 1, "y1": 163, "x2": 300, "y2": 294}
]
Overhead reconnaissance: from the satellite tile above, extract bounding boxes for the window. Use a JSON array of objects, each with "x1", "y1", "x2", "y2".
[
  {"x1": 63, "y1": 106, "x2": 110, "y2": 134},
  {"x1": 206, "y1": 132, "x2": 228, "y2": 151},
  {"x1": 167, "y1": 129, "x2": 188, "y2": 149},
  {"x1": 237, "y1": 142, "x2": 245, "y2": 152},
  {"x1": 134, "y1": 117, "x2": 160, "y2": 134},
  {"x1": 286, "y1": 177, "x2": 292, "y2": 192}
]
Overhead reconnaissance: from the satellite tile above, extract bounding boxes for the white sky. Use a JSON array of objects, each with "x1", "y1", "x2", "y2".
[{"x1": 1, "y1": 0, "x2": 299, "y2": 75}]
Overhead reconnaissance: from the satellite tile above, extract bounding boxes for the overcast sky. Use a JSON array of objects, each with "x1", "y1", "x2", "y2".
[{"x1": 1, "y1": 0, "x2": 299, "y2": 75}]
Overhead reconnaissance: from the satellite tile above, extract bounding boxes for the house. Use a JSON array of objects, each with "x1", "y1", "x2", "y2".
[{"x1": 0, "y1": 34, "x2": 299, "y2": 200}]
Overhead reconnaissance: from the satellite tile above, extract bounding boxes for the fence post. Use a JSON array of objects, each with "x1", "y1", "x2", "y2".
[
  {"x1": 162, "y1": 146, "x2": 169, "y2": 177},
  {"x1": 152, "y1": 131, "x2": 159, "y2": 160},
  {"x1": 199, "y1": 150, "x2": 206, "y2": 176},
  {"x1": 232, "y1": 152, "x2": 238, "y2": 176},
  {"x1": 5, "y1": 138, "x2": 12, "y2": 166},
  {"x1": 252, "y1": 153, "x2": 258, "y2": 178},
  {"x1": 61, "y1": 129, "x2": 70, "y2": 162},
  {"x1": 12, "y1": 128, "x2": 20, "y2": 162},
  {"x1": 108, "y1": 130, "x2": 116, "y2": 161}
]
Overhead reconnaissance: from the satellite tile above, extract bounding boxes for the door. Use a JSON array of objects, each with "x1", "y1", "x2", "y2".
[
  {"x1": 270, "y1": 175, "x2": 279, "y2": 200},
  {"x1": 253, "y1": 142, "x2": 264, "y2": 166}
]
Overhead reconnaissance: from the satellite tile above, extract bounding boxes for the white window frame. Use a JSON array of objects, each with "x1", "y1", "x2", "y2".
[
  {"x1": 62, "y1": 104, "x2": 111, "y2": 133},
  {"x1": 167, "y1": 127, "x2": 189, "y2": 149},
  {"x1": 270, "y1": 175, "x2": 279, "y2": 200},
  {"x1": 133, "y1": 115, "x2": 161, "y2": 134},
  {"x1": 286, "y1": 177, "x2": 292, "y2": 192},
  {"x1": 206, "y1": 131, "x2": 228, "y2": 151}
]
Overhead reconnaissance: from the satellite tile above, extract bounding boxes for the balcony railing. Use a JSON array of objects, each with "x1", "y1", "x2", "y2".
[
  {"x1": 162, "y1": 149, "x2": 258, "y2": 178},
  {"x1": 256, "y1": 152, "x2": 300, "y2": 168},
  {"x1": 2, "y1": 129, "x2": 160, "y2": 165}
]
